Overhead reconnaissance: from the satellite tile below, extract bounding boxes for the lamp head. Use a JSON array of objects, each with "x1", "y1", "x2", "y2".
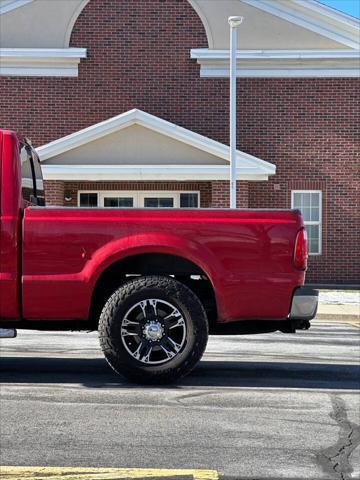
[{"x1": 228, "y1": 16, "x2": 244, "y2": 27}]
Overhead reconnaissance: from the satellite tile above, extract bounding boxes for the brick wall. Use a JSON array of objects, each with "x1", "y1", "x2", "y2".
[
  {"x1": 44, "y1": 180, "x2": 65, "y2": 206},
  {"x1": 212, "y1": 181, "x2": 249, "y2": 208},
  {"x1": 1, "y1": 0, "x2": 359, "y2": 283}
]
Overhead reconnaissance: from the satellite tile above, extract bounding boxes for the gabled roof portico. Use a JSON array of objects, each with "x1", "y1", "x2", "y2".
[{"x1": 38, "y1": 109, "x2": 275, "y2": 182}]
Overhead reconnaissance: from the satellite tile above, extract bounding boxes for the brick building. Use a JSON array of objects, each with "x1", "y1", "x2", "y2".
[{"x1": 0, "y1": 0, "x2": 359, "y2": 284}]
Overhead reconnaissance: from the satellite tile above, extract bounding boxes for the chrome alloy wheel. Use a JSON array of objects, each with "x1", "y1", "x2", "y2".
[{"x1": 120, "y1": 299, "x2": 187, "y2": 365}]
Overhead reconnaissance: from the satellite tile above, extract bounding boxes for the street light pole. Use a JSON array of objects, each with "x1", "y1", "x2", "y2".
[{"x1": 228, "y1": 16, "x2": 243, "y2": 209}]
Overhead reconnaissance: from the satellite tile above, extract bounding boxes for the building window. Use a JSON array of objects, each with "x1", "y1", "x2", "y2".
[
  {"x1": 291, "y1": 191, "x2": 322, "y2": 255},
  {"x1": 78, "y1": 191, "x2": 199, "y2": 208},
  {"x1": 144, "y1": 197, "x2": 174, "y2": 208},
  {"x1": 104, "y1": 197, "x2": 134, "y2": 208},
  {"x1": 79, "y1": 192, "x2": 98, "y2": 207},
  {"x1": 180, "y1": 193, "x2": 199, "y2": 208}
]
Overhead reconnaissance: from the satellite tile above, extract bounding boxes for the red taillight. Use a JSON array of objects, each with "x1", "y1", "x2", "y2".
[{"x1": 294, "y1": 228, "x2": 308, "y2": 270}]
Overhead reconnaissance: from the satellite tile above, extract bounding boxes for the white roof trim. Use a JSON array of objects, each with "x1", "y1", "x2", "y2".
[
  {"x1": 0, "y1": 48, "x2": 87, "y2": 77},
  {"x1": 192, "y1": 49, "x2": 360, "y2": 60},
  {"x1": 296, "y1": 0, "x2": 360, "y2": 27},
  {"x1": 37, "y1": 109, "x2": 276, "y2": 176},
  {"x1": 42, "y1": 165, "x2": 271, "y2": 182},
  {"x1": 0, "y1": 0, "x2": 33, "y2": 15},
  {"x1": 242, "y1": 0, "x2": 360, "y2": 49},
  {"x1": 191, "y1": 49, "x2": 360, "y2": 78}
]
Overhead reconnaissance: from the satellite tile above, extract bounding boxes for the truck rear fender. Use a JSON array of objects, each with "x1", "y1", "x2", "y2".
[{"x1": 83, "y1": 232, "x2": 224, "y2": 319}]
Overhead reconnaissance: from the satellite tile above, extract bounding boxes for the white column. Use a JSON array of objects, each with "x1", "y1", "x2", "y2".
[{"x1": 228, "y1": 16, "x2": 243, "y2": 209}]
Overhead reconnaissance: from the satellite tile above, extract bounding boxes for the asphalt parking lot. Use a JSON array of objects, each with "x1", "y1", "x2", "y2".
[{"x1": 1, "y1": 321, "x2": 359, "y2": 480}]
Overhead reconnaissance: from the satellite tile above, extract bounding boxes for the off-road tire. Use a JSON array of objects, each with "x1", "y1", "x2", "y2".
[{"x1": 98, "y1": 275, "x2": 209, "y2": 384}]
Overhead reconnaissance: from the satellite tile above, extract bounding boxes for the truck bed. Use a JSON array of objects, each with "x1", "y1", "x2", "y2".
[{"x1": 22, "y1": 207, "x2": 304, "y2": 322}]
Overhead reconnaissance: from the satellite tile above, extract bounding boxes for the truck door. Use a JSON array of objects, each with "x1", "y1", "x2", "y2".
[
  {"x1": 0, "y1": 131, "x2": 22, "y2": 320},
  {"x1": 0, "y1": 134, "x2": 44, "y2": 321}
]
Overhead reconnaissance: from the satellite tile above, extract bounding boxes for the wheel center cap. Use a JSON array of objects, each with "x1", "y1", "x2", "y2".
[{"x1": 143, "y1": 321, "x2": 164, "y2": 341}]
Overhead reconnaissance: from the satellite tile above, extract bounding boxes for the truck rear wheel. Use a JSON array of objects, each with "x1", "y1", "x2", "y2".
[{"x1": 98, "y1": 275, "x2": 208, "y2": 384}]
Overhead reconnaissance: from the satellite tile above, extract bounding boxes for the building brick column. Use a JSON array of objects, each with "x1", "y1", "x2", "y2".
[
  {"x1": 44, "y1": 180, "x2": 65, "y2": 206},
  {"x1": 237, "y1": 181, "x2": 249, "y2": 208},
  {"x1": 211, "y1": 181, "x2": 249, "y2": 208}
]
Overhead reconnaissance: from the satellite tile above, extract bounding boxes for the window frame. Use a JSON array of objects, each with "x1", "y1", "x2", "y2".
[
  {"x1": 291, "y1": 190, "x2": 322, "y2": 256},
  {"x1": 140, "y1": 193, "x2": 176, "y2": 209},
  {"x1": 78, "y1": 191, "x2": 99, "y2": 208},
  {"x1": 78, "y1": 190, "x2": 201, "y2": 209},
  {"x1": 29, "y1": 148, "x2": 45, "y2": 204},
  {"x1": 20, "y1": 144, "x2": 36, "y2": 199}
]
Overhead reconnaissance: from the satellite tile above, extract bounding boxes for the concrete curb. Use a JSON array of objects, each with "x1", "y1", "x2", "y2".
[
  {"x1": 313, "y1": 315, "x2": 359, "y2": 327},
  {"x1": 315, "y1": 313, "x2": 359, "y2": 322},
  {"x1": 315, "y1": 303, "x2": 359, "y2": 326}
]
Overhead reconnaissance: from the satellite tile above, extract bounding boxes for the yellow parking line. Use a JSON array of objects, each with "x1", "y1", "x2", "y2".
[{"x1": 0, "y1": 466, "x2": 219, "y2": 480}]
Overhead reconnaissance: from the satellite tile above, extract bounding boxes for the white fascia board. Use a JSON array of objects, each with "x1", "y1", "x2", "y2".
[
  {"x1": 191, "y1": 49, "x2": 360, "y2": 60},
  {"x1": 42, "y1": 165, "x2": 273, "y2": 182},
  {"x1": 134, "y1": 111, "x2": 233, "y2": 163},
  {"x1": 37, "y1": 111, "x2": 138, "y2": 160},
  {"x1": 191, "y1": 49, "x2": 360, "y2": 78},
  {"x1": 0, "y1": 0, "x2": 33, "y2": 15},
  {"x1": 36, "y1": 107, "x2": 223, "y2": 161},
  {"x1": 37, "y1": 108, "x2": 275, "y2": 174},
  {"x1": 0, "y1": 48, "x2": 87, "y2": 58},
  {"x1": 242, "y1": 0, "x2": 360, "y2": 49},
  {"x1": 297, "y1": 0, "x2": 360, "y2": 26},
  {"x1": 235, "y1": 150, "x2": 275, "y2": 174},
  {"x1": 200, "y1": 68, "x2": 360, "y2": 78},
  {"x1": 0, "y1": 48, "x2": 87, "y2": 77}
]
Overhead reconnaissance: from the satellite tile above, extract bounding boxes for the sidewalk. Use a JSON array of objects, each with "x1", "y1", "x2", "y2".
[{"x1": 314, "y1": 303, "x2": 360, "y2": 327}]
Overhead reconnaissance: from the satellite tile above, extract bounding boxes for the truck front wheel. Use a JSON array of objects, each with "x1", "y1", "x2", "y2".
[{"x1": 98, "y1": 276, "x2": 209, "y2": 384}]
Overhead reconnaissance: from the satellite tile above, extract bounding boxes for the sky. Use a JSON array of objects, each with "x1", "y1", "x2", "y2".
[{"x1": 318, "y1": 0, "x2": 360, "y2": 18}]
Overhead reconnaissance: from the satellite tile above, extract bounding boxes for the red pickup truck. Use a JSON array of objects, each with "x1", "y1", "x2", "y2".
[{"x1": 0, "y1": 130, "x2": 318, "y2": 383}]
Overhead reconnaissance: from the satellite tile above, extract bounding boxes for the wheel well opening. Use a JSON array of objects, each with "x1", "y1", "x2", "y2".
[{"x1": 89, "y1": 253, "x2": 217, "y2": 328}]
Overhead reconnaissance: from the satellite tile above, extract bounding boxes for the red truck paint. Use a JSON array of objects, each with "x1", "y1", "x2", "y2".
[
  {"x1": 1, "y1": 129, "x2": 318, "y2": 381},
  {"x1": 0, "y1": 131, "x2": 22, "y2": 320},
  {"x1": 1, "y1": 129, "x2": 306, "y2": 324},
  {"x1": 22, "y1": 208, "x2": 305, "y2": 322}
]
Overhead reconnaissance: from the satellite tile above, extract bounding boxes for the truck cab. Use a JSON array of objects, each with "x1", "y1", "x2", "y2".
[{"x1": 0, "y1": 132, "x2": 44, "y2": 320}]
